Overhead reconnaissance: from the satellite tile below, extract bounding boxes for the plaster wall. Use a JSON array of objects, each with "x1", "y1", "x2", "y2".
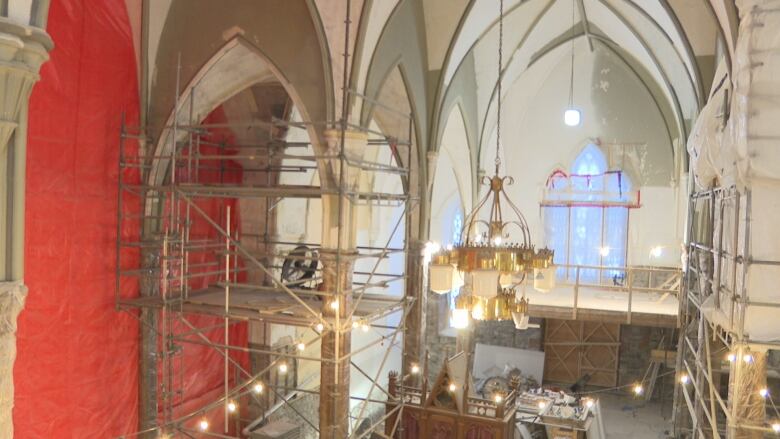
[{"x1": 491, "y1": 43, "x2": 684, "y2": 267}]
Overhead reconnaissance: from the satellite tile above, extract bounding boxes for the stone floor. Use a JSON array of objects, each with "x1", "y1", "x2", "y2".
[{"x1": 598, "y1": 393, "x2": 673, "y2": 439}]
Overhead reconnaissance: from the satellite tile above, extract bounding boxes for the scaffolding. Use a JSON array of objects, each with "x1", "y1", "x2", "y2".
[
  {"x1": 675, "y1": 185, "x2": 780, "y2": 438},
  {"x1": 115, "y1": 79, "x2": 416, "y2": 437}
]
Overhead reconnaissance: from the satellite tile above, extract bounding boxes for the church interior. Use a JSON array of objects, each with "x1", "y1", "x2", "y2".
[{"x1": 1, "y1": 0, "x2": 779, "y2": 438}]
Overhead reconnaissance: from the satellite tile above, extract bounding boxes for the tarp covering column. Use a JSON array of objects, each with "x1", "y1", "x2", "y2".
[{"x1": 15, "y1": 0, "x2": 141, "y2": 437}]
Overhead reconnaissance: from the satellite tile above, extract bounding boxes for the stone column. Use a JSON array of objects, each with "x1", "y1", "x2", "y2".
[
  {"x1": 317, "y1": 129, "x2": 364, "y2": 439},
  {"x1": 0, "y1": 13, "x2": 52, "y2": 439},
  {"x1": 318, "y1": 250, "x2": 354, "y2": 439},
  {"x1": 728, "y1": 344, "x2": 766, "y2": 439},
  {"x1": 402, "y1": 240, "x2": 425, "y2": 377}
]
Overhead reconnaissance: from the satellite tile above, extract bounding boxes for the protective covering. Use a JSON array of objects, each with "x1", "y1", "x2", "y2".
[
  {"x1": 692, "y1": 0, "x2": 780, "y2": 343},
  {"x1": 15, "y1": 2, "x2": 252, "y2": 436},
  {"x1": 15, "y1": 0, "x2": 141, "y2": 437}
]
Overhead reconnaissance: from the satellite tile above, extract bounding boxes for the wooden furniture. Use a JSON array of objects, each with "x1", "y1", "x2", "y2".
[{"x1": 385, "y1": 353, "x2": 517, "y2": 439}]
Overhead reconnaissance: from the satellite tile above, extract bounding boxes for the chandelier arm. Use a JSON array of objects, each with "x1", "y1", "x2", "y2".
[
  {"x1": 500, "y1": 221, "x2": 531, "y2": 246},
  {"x1": 499, "y1": 188, "x2": 533, "y2": 243},
  {"x1": 461, "y1": 187, "x2": 494, "y2": 244}
]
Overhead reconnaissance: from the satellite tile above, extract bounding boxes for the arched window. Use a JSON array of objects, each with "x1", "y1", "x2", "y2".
[{"x1": 543, "y1": 144, "x2": 635, "y2": 283}]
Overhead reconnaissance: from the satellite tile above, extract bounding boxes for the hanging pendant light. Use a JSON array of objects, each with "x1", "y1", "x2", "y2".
[
  {"x1": 512, "y1": 296, "x2": 530, "y2": 329},
  {"x1": 564, "y1": 0, "x2": 581, "y2": 127},
  {"x1": 430, "y1": 253, "x2": 455, "y2": 294},
  {"x1": 427, "y1": 0, "x2": 554, "y2": 321}
]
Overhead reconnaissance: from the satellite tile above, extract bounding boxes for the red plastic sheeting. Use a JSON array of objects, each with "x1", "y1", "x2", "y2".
[
  {"x1": 16, "y1": 0, "x2": 141, "y2": 437},
  {"x1": 17, "y1": 1, "x2": 252, "y2": 435}
]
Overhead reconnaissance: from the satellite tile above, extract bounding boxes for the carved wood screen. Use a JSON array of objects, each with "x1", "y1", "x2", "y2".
[{"x1": 543, "y1": 319, "x2": 620, "y2": 387}]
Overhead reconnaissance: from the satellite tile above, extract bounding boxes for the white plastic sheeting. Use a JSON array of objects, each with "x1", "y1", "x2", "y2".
[{"x1": 691, "y1": 0, "x2": 780, "y2": 343}]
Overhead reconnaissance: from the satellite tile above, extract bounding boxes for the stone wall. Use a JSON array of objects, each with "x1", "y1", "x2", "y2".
[
  {"x1": 424, "y1": 292, "x2": 543, "y2": 382},
  {"x1": 424, "y1": 291, "x2": 677, "y2": 412}
]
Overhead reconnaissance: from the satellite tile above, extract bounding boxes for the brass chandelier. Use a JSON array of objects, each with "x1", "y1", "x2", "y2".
[{"x1": 428, "y1": 0, "x2": 555, "y2": 328}]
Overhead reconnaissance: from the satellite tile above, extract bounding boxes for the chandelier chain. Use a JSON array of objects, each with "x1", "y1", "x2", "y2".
[
  {"x1": 495, "y1": 0, "x2": 503, "y2": 174},
  {"x1": 569, "y1": 0, "x2": 576, "y2": 107}
]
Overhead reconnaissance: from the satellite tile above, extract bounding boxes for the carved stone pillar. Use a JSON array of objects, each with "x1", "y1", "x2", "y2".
[
  {"x1": 0, "y1": 12, "x2": 52, "y2": 439},
  {"x1": 318, "y1": 249, "x2": 354, "y2": 439},
  {"x1": 317, "y1": 129, "x2": 363, "y2": 439},
  {"x1": 403, "y1": 240, "x2": 426, "y2": 377}
]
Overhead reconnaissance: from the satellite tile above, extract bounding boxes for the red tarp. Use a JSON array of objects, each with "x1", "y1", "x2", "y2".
[
  {"x1": 15, "y1": 1, "x2": 249, "y2": 437},
  {"x1": 16, "y1": 0, "x2": 140, "y2": 437}
]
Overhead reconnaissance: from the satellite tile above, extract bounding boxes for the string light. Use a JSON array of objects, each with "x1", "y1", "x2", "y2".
[
  {"x1": 633, "y1": 384, "x2": 644, "y2": 395},
  {"x1": 410, "y1": 364, "x2": 420, "y2": 375},
  {"x1": 599, "y1": 246, "x2": 611, "y2": 257},
  {"x1": 329, "y1": 299, "x2": 339, "y2": 311},
  {"x1": 449, "y1": 382, "x2": 457, "y2": 392},
  {"x1": 650, "y1": 246, "x2": 663, "y2": 258},
  {"x1": 744, "y1": 354, "x2": 754, "y2": 364},
  {"x1": 538, "y1": 401, "x2": 547, "y2": 410},
  {"x1": 253, "y1": 382, "x2": 264, "y2": 394},
  {"x1": 279, "y1": 363, "x2": 288, "y2": 374},
  {"x1": 227, "y1": 401, "x2": 237, "y2": 413},
  {"x1": 199, "y1": 419, "x2": 209, "y2": 431},
  {"x1": 727, "y1": 353, "x2": 736, "y2": 362},
  {"x1": 583, "y1": 398, "x2": 595, "y2": 408},
  {"x1": 494, "y1": 394, "x2": 503, "y2": 403},
  {"x1": 493, "y1": 236, "x2": 502, "y2": 246},
  {"x1": 760, "y1": 388, "x2": 769, "y2": 398},
  {"x1": 680, "y1": 374, "x2": 689, "y2": 385},
  {"x1": 772, "y1": 422, "x2": 780, "y2": 433},
  {"x1": 297, "y1": 342, "x2": 305, "y2": 351},
  {"x1": 352, "y1": 321, "x2": 359, "y2": 329},
  {"x1": 315, "y1": 323, "x2": 324, "y2": 332},
  {"x1": 360, "y1": 322, "x2": 370, "y2": 332}
]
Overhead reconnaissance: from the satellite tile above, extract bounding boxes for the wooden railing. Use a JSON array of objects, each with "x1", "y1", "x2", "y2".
[{"x1": 542, "y1": 264, "x2": 682, "y2": 324}]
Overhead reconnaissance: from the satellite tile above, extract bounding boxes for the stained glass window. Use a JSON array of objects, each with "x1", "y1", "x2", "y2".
[{"x1": 543, "y1": 144, "x2": 632, "y2": 284}]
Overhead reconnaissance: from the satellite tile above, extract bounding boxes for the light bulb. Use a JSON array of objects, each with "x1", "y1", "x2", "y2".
[
  {"x1": 360, "y1": 322, "x2": 370, "y2": 332},
  {"x1": 772, "y1": 422, "x2": 780, "y2": 433},
  {"x1": 584, "y1": 398, "x2": 595, "y2": 408},
  {"x1": 633, "y1": 384, "x2": 644, "y2": 395},
  {"x1": 727, "y1": 353, "x2": 736, "y2": 362},
  {"x1": 760, "y1": 388, "x2": 769, "y2": 398},
  {"x1": 329, "y1": 299, "x2": 339, "y2": 311},
  {"x1": 451, "y1": 309, "x2": 469, "y2": 329},
  {"x1": 253, "y1": 382, "x2": 264, "y2": 394},
  {"x1": 199, "y1": 419, "x2": 209, "y2": 431},
  {"x1": 493, "y1": 236, "x2": 502, "y2": 246},
  {"x1": 411, "y1": 364, "x2": 420, "y2": 375},
  {"x1": 297, "y1": 342, "x2": 305, "y2": 351},
  {"x1": 471, "y1": 301, "x2": 485, "y2": 320},
  {"x1": 227, "y1": 401, "x2": 237, "y2": 413},
  {"x1": 494, "y1": 394, "x2": 503, "y2": 403},
  {"x1": 352, "y1": 321, "x2": 359, "y2": 329},
  {"x1": 538, "y1": 401, "x2": 547, "y2": 410},
  {"x1": 744, "y1": 354, "x2": 754, "y2": 364},
  {"x1": 449, "y1": 383, "x2": 457, "y2": 392},
  {"x1": 564, "y1": 108, "x2": 581, "y2": 126},
  {"x1": 680, "y1": 374, "x2": 689, "y2": 384},
  {"x1": 315, "y1": 323, "x2": 324, "y2": 332},
  {"x1": 279, "y1": 363, "x2": 288, "y2": 374},
  {"x1": 599, "y1": 246, "x2": 610, "y2": 257},
  {"x1": 650, "y1": 246, "x2": 663, "y2": 258}
]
